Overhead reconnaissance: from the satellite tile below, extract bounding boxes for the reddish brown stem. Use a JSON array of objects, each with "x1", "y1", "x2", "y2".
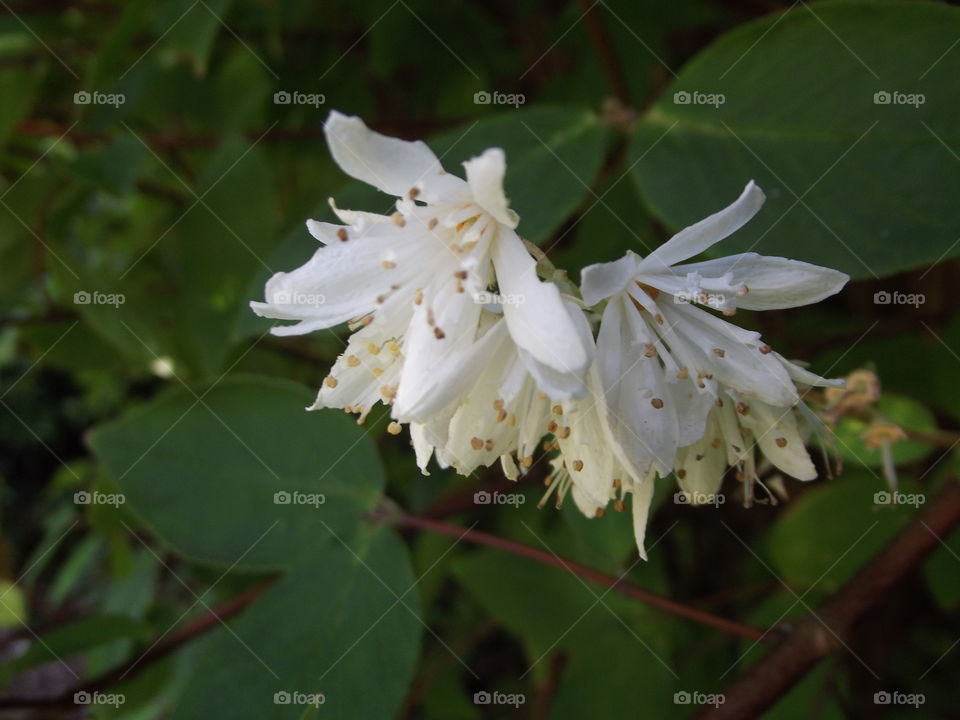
[
  {"x1": 389, "y1": 512, "x2": 766, "y2": 642},
  {"x1": 694, "y1": 481, "x2": 960, "y2": 720},
  {"x1": 0, "y1": 579, "x2": 275, "y2": 709},
  {"x1": 577, "y1": 0, "x2": 631, "y2": 105}
]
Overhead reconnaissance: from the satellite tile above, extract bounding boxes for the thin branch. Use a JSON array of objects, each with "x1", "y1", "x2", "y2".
[
  {"x1": 383, "y1": 511, "x2": 766, "y2": 642},
  {"x1": 902, "y1": 427, "x2": 960, "y2": 449},
  {"x1": 0, "y1": 579, "x2": 275, "y2": 709},
  {"x1": 695, "y1": 480, "x2": 960, "y2": 719},
  {"x1": 576, "y1": 0, "x2": 631, "y2": 105}
]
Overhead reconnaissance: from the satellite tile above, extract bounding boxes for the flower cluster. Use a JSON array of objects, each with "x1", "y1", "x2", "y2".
[{"x1": 252, "y1": 112, "x2": 849, "y2": 556}]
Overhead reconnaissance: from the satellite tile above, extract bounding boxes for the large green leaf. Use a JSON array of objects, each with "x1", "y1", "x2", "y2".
[
  {"x1": 88, "y1": 376, "x2": 383, "y2": 570},
  {"x1": 172, "y1": 526, "x2": 421, "y2": 720},
  {"x1": 454, "y1": 548, "x2": 680, "y2": 720},
  {"x1": 764, "y1": 473, "x2": 920, "y2": 594},
  {"x1": 630, "y1": 0, "x2": 960, "y2": 278}
]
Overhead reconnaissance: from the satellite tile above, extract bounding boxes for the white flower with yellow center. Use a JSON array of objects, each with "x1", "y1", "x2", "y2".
[
  {"x1": 580, "y1": 181, "x2": 849, "y2": 480},
  {"x1": 251, "y1": 112, "x2": 589, "y2": 425}
]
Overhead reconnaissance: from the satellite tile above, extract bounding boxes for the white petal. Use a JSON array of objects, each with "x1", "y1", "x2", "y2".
[
  {"x1": 463, "y1": 148, "x2": 519, "y2": 229},
  {"x1": 659, "y1": 302, "x2": 798, "y2": 406},
  {"x1": 675, "y1": 414, "x2": 727, "y2": 498},
  {"x1": 493, "y1": 230, "x2": 589, "y2": 378},
  {"x1": 398, "y1": 316, "x2": 511, "y2": 422},
  {"x1": 668, "y1": 253, "x2": 849, "y2": 310},
  {"x1": 737, "y1": 399, "x2": 817, "y2": 480},
  {"x1": 776, "y1": 354, "x2": 844, "y2": 388},
  {"x1": 631, "y1": 473, "x2": 656, "y2": 560},
  {"x1": 409, "y1": 424, "x2": 432, "y2": 474},
  {"x1": 517, "y1": 299, "x2": 593, "y2": 400},
  {"x1": 558, "y1": 367, "x2": 622, "y2": 506},
  {"x1": 637, "y1": 181, "x2": 765, "y2": 272},
  {"x1": 597, "y1": 296, "x2": 686, "y2": 475},
  {"x1": 250, "y1": 227, "x2": 423, "y2": 333},
  {"x1": 394, "y1": 275, "x2": 483, "y2": 421},
  {"x1": 580, "y1": 253, "x2": 640, "y2": 307},
  {"x1": 324, "y1": 111, "x2": 465, "y2": 200}
]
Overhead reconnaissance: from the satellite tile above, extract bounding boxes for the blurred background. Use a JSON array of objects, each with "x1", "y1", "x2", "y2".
[{"x1": 1, "y1": 0, "x2": 960, "y2": 717}]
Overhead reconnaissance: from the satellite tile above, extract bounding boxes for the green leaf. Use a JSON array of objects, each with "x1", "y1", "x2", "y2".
[
  {"x1": 453, "y1": 548, "x2": 679, "y2": 719},
  {"x1": 172, "y1": 526, "x2": 421, "y2": 720},
  {"x1": 0, "y1": 63, "x2": 44, "y2": 153},
  {"x1": 429, "y1": 106, "x2": 608, "y2": 244},
  {"x1": 0, "y1": 615, "x2": 149, "y2": 686},
  {"x1": 764, "y1": 473, "x2": 920, "y2": 594},
  {"x1": 155, "y1": 0, "x2": 235, "y2": 76},
  {"x1": 630, "y1": 0, "x2": 960, "y2": 278},
  {"x1": 68, "y1": 134, "x2": 146, "y2": 196},
  {"x1": 924, "y1": 507, "x2": 960, "y2": 611},
  {"x1": 171, "y1": 136, "x2": 278, "y2": 377},
  {"x1": 0, "y1": 580, "x2": 26, "y2": 631},
  {"x1": 88, "y1": 376, "x2": 384, "y2": 570}
]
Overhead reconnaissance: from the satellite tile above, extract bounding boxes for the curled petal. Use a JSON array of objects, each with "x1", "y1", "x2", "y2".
[
  {"x1": 463, "y1": 148, "x2": 519, "y2": 228},
  {"x1": 637, "y1": 181, "x2": 765, "y2": 272}
]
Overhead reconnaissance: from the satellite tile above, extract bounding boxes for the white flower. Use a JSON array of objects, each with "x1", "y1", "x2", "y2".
[
  {"x1": 541, "y1": 360, "x2": 659, "y2": 558},
  {"x1": 405, "y1": 310, "x2": 552, "y2": 477},
  {"x1": 251, "y1": 111, "x2": 589, "y2": 424},
  {"x1": 580, "y1": 181, "x2": 849, "y2": 479}
]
